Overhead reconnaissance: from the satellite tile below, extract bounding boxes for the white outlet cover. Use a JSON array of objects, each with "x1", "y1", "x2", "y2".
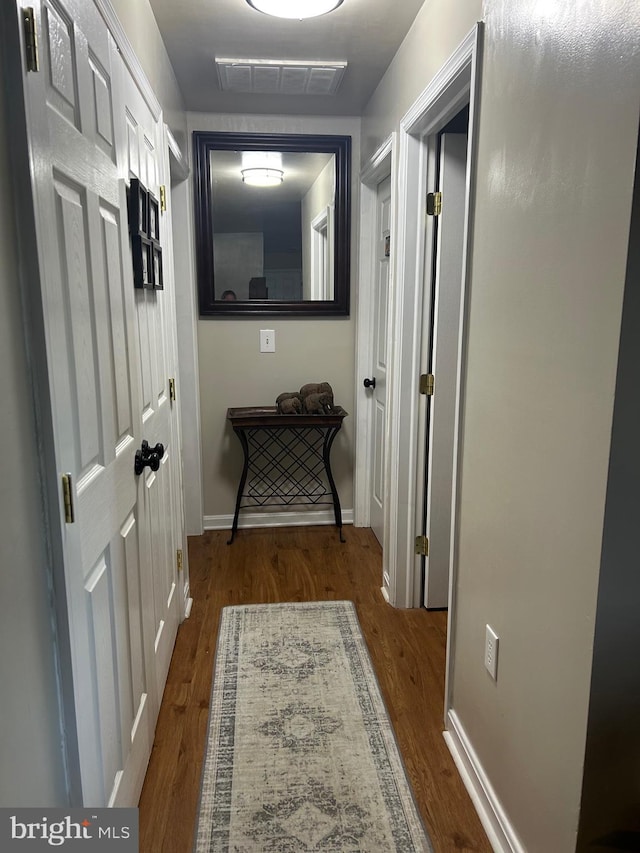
[{"x1": 485, "y1": 624, "x2": 499, "y2": 680}]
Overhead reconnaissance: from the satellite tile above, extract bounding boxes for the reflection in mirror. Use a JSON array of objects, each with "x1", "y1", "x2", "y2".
[
  {"x1": 210, "y1": 150, "x2": 335, "y2": 302},
  {"x1": 193, "y1": 132, "x2": 351, "y2": 317}
]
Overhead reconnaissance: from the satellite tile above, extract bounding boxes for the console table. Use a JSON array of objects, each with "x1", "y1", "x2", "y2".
[{"x1": 226, "y1": 406, "x2": 348, "y2": 544}]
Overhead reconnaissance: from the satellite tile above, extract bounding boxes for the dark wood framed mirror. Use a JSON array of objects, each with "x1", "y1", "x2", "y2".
[{"x1": 193, "y1": 131, "x2": 351, "y2": 317}]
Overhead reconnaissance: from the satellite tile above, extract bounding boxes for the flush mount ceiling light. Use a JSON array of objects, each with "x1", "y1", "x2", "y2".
[
  {"x1": 241, "y1": 168, "x2": 284, "y2": 186},
  {"x1": 241, "y1": 151, "x2": 284, "y2": 186},
  {"x1": 246, "y1": 0, "x2": 344, "y2": 19}
]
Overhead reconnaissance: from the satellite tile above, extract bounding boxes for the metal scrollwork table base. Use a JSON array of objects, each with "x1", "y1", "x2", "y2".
[{"x1": 226, "y1": 406, "x2": 348, "y2": 544}]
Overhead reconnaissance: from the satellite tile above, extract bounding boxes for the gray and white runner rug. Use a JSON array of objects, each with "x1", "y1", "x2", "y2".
[{"x1": 194, "y1": 600, "x2": 433, "y2": 852}]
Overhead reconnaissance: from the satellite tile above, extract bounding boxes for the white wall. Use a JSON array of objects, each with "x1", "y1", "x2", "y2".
[
  {"x1": 0, "y1": 38, "x2": 68, "y2": 806},
  {"x1": 187, "y1": 113, "x2": 359, "y2": 523},
  {"x1": 449, "y1": 0, "x2": 640, "y2": 850}
]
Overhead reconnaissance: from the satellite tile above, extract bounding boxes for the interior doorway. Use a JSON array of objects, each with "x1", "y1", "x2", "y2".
[
  {"x1": 420, "y1": 108, "x2": 470, "y2": 609},
  {"x1": 375, "y1": 24, "x2": 483, "y2": 611}
]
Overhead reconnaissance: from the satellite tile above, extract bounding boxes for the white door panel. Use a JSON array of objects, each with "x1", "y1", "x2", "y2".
[
  {"x1": 15, "y1": 0, "x2": 181, "y2": 805},
  {"x1": 423, "y1": 133, "x2": 468, "y2": 608},
  {"x1": 369, "y1": 175, "x2": 391, "y2": 546},
  {"x1": 116, "y1": 53, "x2": 180, "y2": 703}
]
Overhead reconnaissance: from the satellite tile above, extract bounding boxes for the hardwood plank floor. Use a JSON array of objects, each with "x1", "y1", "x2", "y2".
[{"x1": 139, "y1": 526, "x2": 491, "y2": 852}]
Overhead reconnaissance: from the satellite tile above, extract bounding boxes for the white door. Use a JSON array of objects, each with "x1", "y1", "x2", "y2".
[
  {"x1": 15, "y1": 0, "x2": 180, "y2": 805},
  {"x1": 423, "y1": 133, "x2": 468, "y2": 608},
  {"x1": 368, "y1": 176, "x2": 391, "y2": 546},
  {"x1": 116, "y1": 57, "x2": 181, "y2": 712}
]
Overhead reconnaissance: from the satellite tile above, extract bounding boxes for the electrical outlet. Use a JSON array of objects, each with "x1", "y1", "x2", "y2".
[
  {"x1": 260, "y1": 329, "x2": 275, "y2": 353},
  {"x1": 485, "y1": 624, "x2": 499, "y2": 681}
]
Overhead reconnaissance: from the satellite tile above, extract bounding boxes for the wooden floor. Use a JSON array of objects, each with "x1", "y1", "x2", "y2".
[{"x1": 139, "y1": 526, "x2": 491, "y2": 852}]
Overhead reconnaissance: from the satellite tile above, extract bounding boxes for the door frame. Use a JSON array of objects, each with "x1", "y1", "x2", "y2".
[
  {"x1": 354, "y1": 134, "x2": 395, "y2": 556},
  {"x1": 383, "y1": 23, "x2": 483, "y2": 620}
]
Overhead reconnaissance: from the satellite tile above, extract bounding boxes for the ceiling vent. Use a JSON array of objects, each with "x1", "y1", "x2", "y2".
[{"x1": 215, "y1": 58, "x2": 347, "y2": 96}]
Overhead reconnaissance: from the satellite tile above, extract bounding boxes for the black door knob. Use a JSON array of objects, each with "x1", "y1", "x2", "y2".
[
  {"x1": 134, "y1": 440, "x2": 165, "y2": 475},
  {"x1": 363, "y1": 377, "x2": 376, "y2": 389},
  {"x1": 145, "y1": 441, "x2": 165, "y2": 461}
]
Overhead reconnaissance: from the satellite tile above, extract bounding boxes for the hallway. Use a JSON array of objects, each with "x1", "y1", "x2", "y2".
[{"x1": 138, "y1": 526, "x2": 491, "y2": 852}]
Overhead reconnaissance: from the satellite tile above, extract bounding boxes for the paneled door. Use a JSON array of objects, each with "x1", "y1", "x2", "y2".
[
  {"x1": 13, "y1": 0, "x2": 180, "y2": 805},
  {"x1": 115, "y1": 51, "x2": 181, "y2": 716},
  {"x1": 368, "y1": 176, "x2": 391, "y2": 546}
]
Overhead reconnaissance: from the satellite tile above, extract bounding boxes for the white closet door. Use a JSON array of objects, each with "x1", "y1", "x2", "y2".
[{"x1": 15, "y1": 0, "x2": 181, "y2": 805}]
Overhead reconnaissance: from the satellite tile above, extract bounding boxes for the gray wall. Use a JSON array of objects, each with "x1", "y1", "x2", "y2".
[
  {"x1": 361, "y1": 0, "x2": 482, "y2": 162},
  {"x1": 362, "y1": 0, "x2": 639, "y2": 849},
  {"x1": 0, "y1": 33, "x2": 68, "y2": 806},
  {"x1": 577, "y1": 120, "x2": 640, "y2": 849},
  {"x1": 450, "y1": 0, "x2": 639, "y2": 850},
  {"x1": 188, "y1": 112, "x2": 359, "y2": 523}
]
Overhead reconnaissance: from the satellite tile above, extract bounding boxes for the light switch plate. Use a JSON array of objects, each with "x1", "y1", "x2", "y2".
[{"x1": 260, "y1": 329, "x2": 275, "y2": 353}]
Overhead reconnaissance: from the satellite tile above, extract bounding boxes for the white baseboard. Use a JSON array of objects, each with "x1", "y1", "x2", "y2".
[
  {"x1": 444, "y1": 710, "x2": 525, "y2": 853},
  {"x1": 203, "y1": 508, "x2": 354, "y2": 531},
  {"x1": 182, "y1": 581, "x2": 192, "y2": 621},
  {"x1": 380, "y1": 586, "x2": 390, "y2": 604}
]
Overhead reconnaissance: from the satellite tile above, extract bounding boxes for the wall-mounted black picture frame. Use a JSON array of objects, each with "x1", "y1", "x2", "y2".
[
  {"x1": 152, "y1": 244, "x2": 163, "y2": 290},
  {"x1": 132, "y1": 234, "x2": 154, "y2": 289},
  {"x1": 148, "y1": 192, "x2": 160, "y2": 241},
  {"x1": 128, "y1": 178, "x2": 148, "y2": 236}
]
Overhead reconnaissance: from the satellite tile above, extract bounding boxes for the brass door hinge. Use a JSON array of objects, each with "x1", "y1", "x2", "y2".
[
  {"x1": 159, "y1": 185, "x2": 167, "y2": 213},
  {"x1": 415, "y1": 535, "x2": 429, "y2": 557},
  {"x1": 419, "y1": 373, "x2": 435, "y2": 396},
  {"x1": 62, "y1": 474, "x2": 74, "y2": 524},
  {"x1": 23, "y1": 7, "x2": 39, "y2": 72},
  {"x1": 169, "y1": 377, "x2": 176, "y2": 402},
  {"x1": 177, "y1": 549, "x2": 183, "y2": 573},
  {"x1": 426, "y1": 191, "x2": 442, "y2": 216}
]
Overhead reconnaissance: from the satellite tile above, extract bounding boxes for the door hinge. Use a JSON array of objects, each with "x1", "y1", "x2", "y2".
[
  {"x1": 177, "y1": 549, "x2": 183, "y2": 573},
  {"x1": 415, "y1": 535, "x2": 429, "y2": 557},
  {"x1": 169, "y1": 377, "x2": 176, "y2": 402},
  {"x1": 62, "y1": 474, "x2": 74, "y2": 524},
  {"x1": 22, "y1": 7, "x2": 40, "y2": 73},
  {"x1": 426, "y1": 191, "x2": 442, "y2": 216},
  {"x1": 159, "y1": 185, "x2": 167, "y2": 213},
  {"x1": 419, "y1": 373, "x2": 435, "y2": 396}
]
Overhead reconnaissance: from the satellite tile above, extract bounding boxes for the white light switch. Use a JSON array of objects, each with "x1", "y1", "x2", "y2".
[{"x1": 260, "y1": 329, "x2": 275, "y2": 353}]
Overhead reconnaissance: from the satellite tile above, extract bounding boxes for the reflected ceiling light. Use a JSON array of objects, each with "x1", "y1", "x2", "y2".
[
  {"x1": 246, "y1": 0, "x2": 344, "y2": 19},
  {"x1": 241, "y1": 168, "x2": 284, "y2": 186},
  {"x1": 241, "y1": 151, "x2": 284, "y2": 187}
]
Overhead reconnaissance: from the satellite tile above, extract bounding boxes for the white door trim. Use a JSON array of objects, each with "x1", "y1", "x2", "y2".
[
  {"x1": 386, "y1": 24, "x2": 483, "y2": 611},
  {"x1": 354, "y1": 133, "x2": 395, "y2": 538}
]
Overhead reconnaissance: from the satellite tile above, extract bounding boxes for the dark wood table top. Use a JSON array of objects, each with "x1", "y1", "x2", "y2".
[{"x1": 227, "y1": 406, "x2": 348, "y2": 428}]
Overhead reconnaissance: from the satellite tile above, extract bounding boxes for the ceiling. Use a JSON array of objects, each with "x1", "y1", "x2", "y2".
[{"x1": 148, "y1": 0, "x2": 425, "y2": 116}]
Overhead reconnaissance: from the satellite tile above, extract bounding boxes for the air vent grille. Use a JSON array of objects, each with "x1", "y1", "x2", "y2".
[{"x1": 216, "y1": 58, "x2": 347, "y2": 96}]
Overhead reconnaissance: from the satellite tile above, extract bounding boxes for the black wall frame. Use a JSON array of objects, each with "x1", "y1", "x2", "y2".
[{"x1": 192, "y1": 131, "x2": 351, "y2": 317}]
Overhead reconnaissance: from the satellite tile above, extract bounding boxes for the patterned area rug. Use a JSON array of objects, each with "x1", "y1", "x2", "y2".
[{"x1": 194, "y1": 601, "x2": 433, "y2": 852}]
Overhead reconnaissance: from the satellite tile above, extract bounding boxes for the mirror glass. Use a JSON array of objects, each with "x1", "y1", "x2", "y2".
[{"x1": 193, "y1": 132, "x2": 351, "y2": 316}]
